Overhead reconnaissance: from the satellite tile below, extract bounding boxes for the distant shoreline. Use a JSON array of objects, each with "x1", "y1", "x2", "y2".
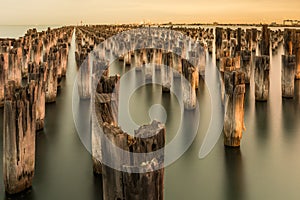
[
  {"x1": 0, "y1": 23, "x2": 299, "y2": 28},
  {"x1": 1, "y1": 23, "x2": 299, "y2": 39}
]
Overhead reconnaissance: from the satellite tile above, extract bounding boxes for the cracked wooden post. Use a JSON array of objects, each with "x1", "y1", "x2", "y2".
[
  {"x1": 226, "y1": 28, "x2": 231, "y2": 41},
  {"x1": 122, "y1": 120, "x2": 165, "y2": 200},
  {"x1": 236, "y1": 28, "x2": 242, "y2": 54},
  {"x1": 100, "y1": 120, "x2": 165, "y2": 200},
  {"x1": 220, "y1": 57, "x2": 238, "y2": 73},
  {"x1": 52, "y1": 46, "x2": 62, "y2": 82},
  {"x1": 21, "y1": 37, "x2": 31, "y2": 78},
  {"x1": 123, "y1": 40, "x2": 132, "y2": 67},
  {"x1": 219, "y1": 57, "x2": 236, "y2": 104},
  {"x1": 246, "y1": 29, "x2": 252, "y2": 51},
  {"x1": 134, "y1": 49, "x2": 142, "y2": 71},
  {"x1": 224, "y1": 70, "x2": 246, "y2": 147},
  {"x1": 283, "y1": 29, "x2": 295, "y2": 56},
  {"x1": 207, "y1": 40, "x2": 213, "y2": 54},
  {"x1": 162, "y1": 52, "x2": 172, "y2": 93},
  {"x1": 295, "y1": 31, "x2": 300, "y2": 79},
  {"x1": 3, "y1": 80, "x2": 37, "y2": 194},
  {"x1": 182, "y1": 59, "x2": 197, "y2": 110},
  {"x1": 100, "y1": 123, "x2": 130, "y2": 200},
  {"x1": 59, "y1": 43, "x2": 68, "y2": 77},
  {"x1": 13, "y1": 40, "x2": 24, "y2": 81},
  {"x1": 28, "y1": 62, "x2": 46, "y2": 130},
  {"x1": 0, "y1": 53, "x2": 6, "y2": 107},
  {"x1": 187, "y1": 51, "x2": 199, "y2": 89},
  {"x1": 31, "y1": 38, "x2": 43, "y2": 65},
  {"x1": 124, "y1": 51, "x2": 131, "y2": 67},
  {"x1": 78, "y1": 54, "x2": 91, "y2": 99},
  {"x1": 260, "y1": 25, "x2": 270, "y2": 56},
  {"x1": 172, "y1": 47, "x2": 182, "y2": 78},
  {"x1": 154, "y1": 49, "x2": 162, "y2": 71},
  {"x1": 254, "y1": 56, "x2": 270, "y2": 101},
  {"x1": 251, "y1": 28, "x2": 258, "y2": 52},
  {"x1": 241, "y1": 50, "x2": 252, "y2": 84},
  {"x1": 282, "y1": 55, "x2": 296, "y2": 98},
  {"x1": 8, "y1": 48, "x2": 22, "y2": 88},
  {"x1": 197, "y1": 43, "x2": 206, "y2": 76},
  {"x1": 146, "y1": 48, "x2": 154, "y2": 64},
  {"x1": 216, "y1": 27, "x2": 223, "y2": 61},
  {"x1": 93, "y1": 75, "x2": 120, "y2": 175},
  {"x1": 45, "y1": 51, "x2": 58, "y2": 103},
  {"x1": 145, "y1": 49, "x2": 154, "y2": 81}
]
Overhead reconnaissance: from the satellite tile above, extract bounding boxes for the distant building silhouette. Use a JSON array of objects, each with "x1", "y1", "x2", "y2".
[{"x1": 283, "y1": 19, "x2": 300, "y2": 25}]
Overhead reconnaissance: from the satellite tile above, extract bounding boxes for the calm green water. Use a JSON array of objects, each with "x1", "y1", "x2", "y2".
[{"x1": 1, "y1": 26, "x2": 300, "y2": 200}]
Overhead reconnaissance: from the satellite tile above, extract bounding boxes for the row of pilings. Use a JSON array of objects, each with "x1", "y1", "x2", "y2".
[
  {"x1": 73, "y1": 24, "x2": 300, "y2": 199},
  {"x1": 1, "y1": 24, "x2": 299, "y2": 198},
  {"x1": 1, "y1": 26, "x2": 74, "y2": 194},
  {"x1": 215, "y1": 25, "x2": 300, "y2": 147},
  {"x1": 73, "y1": 25, "x2": 209, "y2": 200}
]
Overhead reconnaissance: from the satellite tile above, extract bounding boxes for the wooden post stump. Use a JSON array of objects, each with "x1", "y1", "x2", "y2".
[
  {"x1": 283, "y1": 29, "x2": 295, "y2": 56},
  {"x1": 122, "y1": 120, "x2": 165, "y2": 200},
  {"x1": 216, "y1": 27, "x2": 223, "y2": 61},
  {"x1": 45, "y1": 53, "x2": 58, "y2": 103},
  {"x1": 241, "y1": 50, "x2": 252, "y2": 84},
  {"x1": 28, "y1": 62, "x2": 46, "y2": 130},
  {"x1": 295, "y1": 31, "x2": 300, "y2": 79},
  {"x1": 162, "y1": 52, "x2": 172, "y2": 93},
  {"x1": 254, "y1": 56, "x2": 270, "y2": 101},
  {"x1": 59, "y1": 43, "x2": 68, "y2": 77},
  {"x1": 0, "y1": 53, "x2": 6, "y2": 107},
  {"x1": 93, "y1": 75, "x2": 120, "y2": 175},
  {"x1": 260, "y1": 25, "x2": 270, "y2": 56},
  {"x1": 8, "y1": 48, "x2": 22, "y2": 87},
  {"x1": 124, "y1": 51, "x2": 131, "y2": 67},
  {"x1": 182, "y1": 59, "x2": 197, "y2": 110},
  {"x1": 251, "y1": 28, "x2": 258, "y2": 52},
  {"x1": 134, "y1": 49, "x2": 142, "y2": 71},
  {"x1": 282, "y1": 55, "x2": 296, "y2": 98},
  {"x1": 172, "y1": 47, "x2": 182, "y2": 78},
  {"x1": 224, "y1": 70, "x2": 246, "y2": 147},
  {"x1": 3, "y1": 80, "x2": 37, "y2": 194},
  {"x1": 101, "y1": 120, "x2": 165, "y2": 200},
  {"x1": 246, "y1": 29, "x2": 252, "y2": 51},
  {"x1": 78, "y1": 54, "x2": 91, "y2": 99},
  {"x1": 154, "y1": 49, "x2": 162, "y2": 71}
]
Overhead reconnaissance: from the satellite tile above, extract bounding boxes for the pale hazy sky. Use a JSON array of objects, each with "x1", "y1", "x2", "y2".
[{"x1": 1, "y1": 0, "x2": 299, "y2": 25}]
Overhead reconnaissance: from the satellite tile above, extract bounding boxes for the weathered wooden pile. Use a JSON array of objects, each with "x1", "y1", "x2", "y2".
[
  {"x1": 3, "y1": 80, "x2": 37, "y2": 194},
  {"x1": 224, "y1": 71, "x2": 246, "y2": 146},
  {"x1": 75, "y1": 25, "x2": 206, "y2": 199},
  {"x1": 281, "y1": 29, "x2": 300, "y2": 98},
  {"x1": 172, "y1": 26, "x2": 214, "y2": 54},
  {"x1": 1, "y1": 26, "x2": 74, "y2": 194},
  {"x1": 2, "y1": 23, "x2": 300, "y2": 197},
  {"x1": 75, "y1": 26, "x2": 206, "y2": 111},
  {"x1": 214, "y1": 27, "x2": 249, "y2": 147},
  {"x1": 92, "y1": 71, "x2": 165, "y2": 200},
  {"x1": 213, "y1": 25, "x2": 300, "y2": 146}
]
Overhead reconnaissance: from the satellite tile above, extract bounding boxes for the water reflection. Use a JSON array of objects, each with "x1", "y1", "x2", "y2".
[
  {"x1": 254, "y1": 102, "x2": 270, "y2": 144},
  {"x1": 5, "y1": 188, "x2": 36, "y2": 200},
  {"x1": 282, "y1": 99, "x2": 296, "y2": 139},
  {"x1": 281, "y1": 80, "x2": 300, "y2": 143},
  {"x1": 92, "y1": 175, "x2": 103, "y2": 200},
  {"x1": 294, "y1": 80, "x2": 300, "y2": 106},
  {"x1": 224, "y1": 147, "x2": 245, "y2": 200}
]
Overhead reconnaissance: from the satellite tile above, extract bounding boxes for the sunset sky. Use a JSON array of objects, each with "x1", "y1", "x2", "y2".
[{"x1": 1, "y1": 0, "x2": 299, "y2": 25}]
